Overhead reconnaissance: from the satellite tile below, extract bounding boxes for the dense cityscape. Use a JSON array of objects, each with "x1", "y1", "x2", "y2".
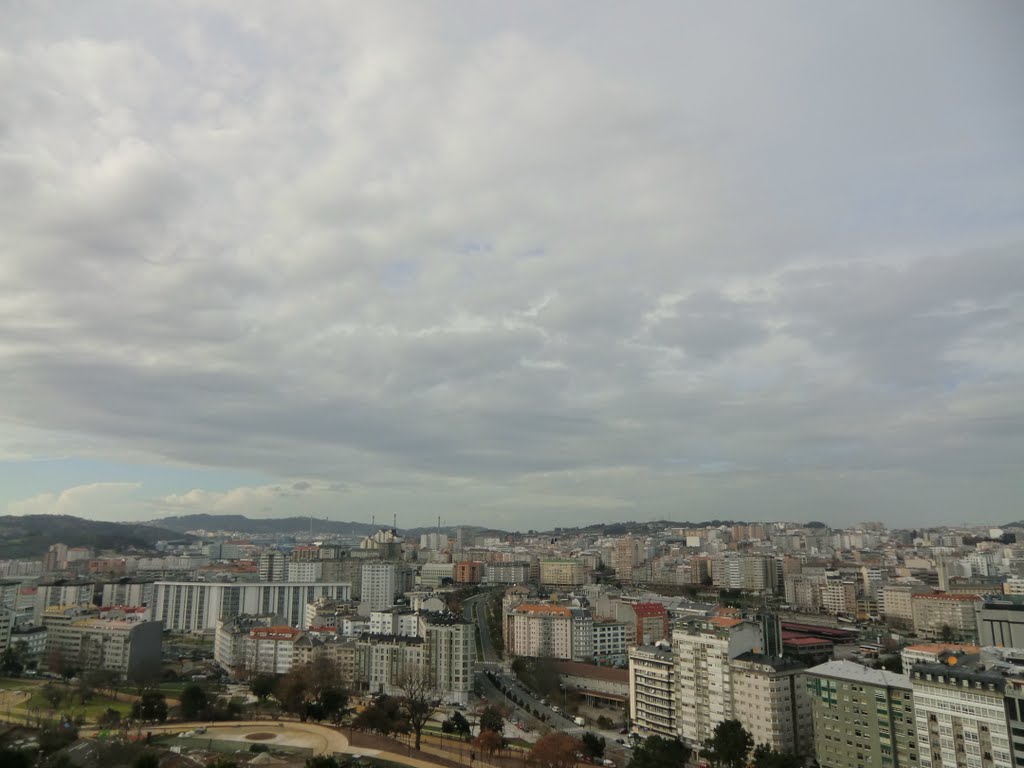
[{"x1": 5, "y1": 517, "x2": 1024, "y2": 768}]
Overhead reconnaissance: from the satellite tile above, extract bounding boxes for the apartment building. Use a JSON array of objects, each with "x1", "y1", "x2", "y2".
[
  {"x1": 41, "y1": 605, "x2": 161, "y2": 681},
  {"x1": 822, "y1": 580, "x2": 859, "y2": 617},
  {"x1": 629, "y1": 644, "x2": 675, "y2": 738},
  {"x1": 360, "y1": 562, "x2": 402, "y2": 615},
  {"x1": 911, "y1": 663, "x2": 1011, "y2": 768},
  {"x1": 977, "y1": 598, "x2": 1024, "y2": 649},
  {"x1": 539, "y1": 560, "x2": 586, "y2": 587},
  {"x1": 453, "y1": 562, "x2": 485, "y2": 584},
  {"x1": 630, "y1": 602, "x2": 670, "y2": 645},
  {"x1": 730, "y1": 653, "x2": 811, "y2": 754},
  {"x1": 504, "y1": 604, "x2": 574, "y2": 660},
  {"x1": 912, "y1": 594, "x2": 982, "y2": 643},
  {"x1": 592, "y1": 620, "x2": 628, "y2": 665},
  {"x1": 153, "y1": 581, "x2": 352, "y2": 632},
  {"x1": 674, "y1": 616, "x2": 762, "y2": 743},
  {"x1": 483, "y1": 562, "x2": 530, "y2": 585},
  {"x1": 101, "y1": 580, "x2": 156, "y2": 609},
  {"x1": 806, "y1": 660, "x2": 919, "y2": 768},
  {"x1": 881, "y1": 584, "x2": 935, "y2": 627},
  {"x1": 420, "y1": 612, "x2": 473, "y2": 705}
]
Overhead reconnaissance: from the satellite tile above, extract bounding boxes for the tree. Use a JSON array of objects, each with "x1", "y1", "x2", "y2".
[
  {"x1": 528, "y1": 732, "x2": 581, "y2": 768},
  {"x1": 706, "y1": 720, "x2": 753, "y2": 768},
  {"x1": 0, "y1": 641, "x2": 26, "y2": 676},
  {"x1": 449, "y1": 710, "x2": 471, "y2": 740},
  {"x1": 180, "y1": 684, "x2": 209, "y2": 720},
  {"x1": 627, "y1": 736, "x2": 691, "y2": 768},
  {"x1": 250, "y1": 672, "x2": 277, "y2": 702},
  {"x1": 320, "y1": 686, "x2": 349, "y2": 726},
  {"x1": 354, "y1": 695, "x2": 408, "y2": 736},
  {"x1": 394, "y1": 664, "x2": 441, "y2": 750},
  {"x1": 581, "y1": 732, "x2": 606, "y2": 761},
  {"x1": 134, "y1": 753, "x2": 160, "y2": 768},
  {"x1": 0, "y1": 748, "x2": 31, "y2": 768},
  {"x1": 751, "y1": 744, "x2": 802, "y2": 768},
  {"x1": 474, "y1": 729, "x2": 504, "y2": 757},
  {"x1": 478, "y1": 705, "x2": 504, "y2": 735},
  {"x1": 277, "y1": 669, "x2": 311, "y2": 720},
  {"x1": 306, "y1": 758, "x2": 341, "y2": 768},
  {"x1": 98, "y1": 708, "x2": 122, "y2": 729},
  {"x1": 41, "y1": 683, "x2": 64, "y2": 711},
  {"x1": 131, "y1": 690, "x2": 168, "y2": 723}
]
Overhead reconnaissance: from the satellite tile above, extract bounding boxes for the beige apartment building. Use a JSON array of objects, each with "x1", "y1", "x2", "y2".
[
  {"x1": 538, "y1": 560, "x2": 586, "y2": 587},
  {"x1": 674, "y1": 616, "x2": 763, "y2": 743},
  {"x1": 911, "y1": 593, "x2": 981, "y2": 643},
  {"x1": 730, "y1": 653, "x2": 811, "y2": 755}
]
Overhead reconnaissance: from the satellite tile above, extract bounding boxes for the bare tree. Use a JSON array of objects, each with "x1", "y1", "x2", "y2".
[{"x1": 394, "y1": 662, "x2": 441, "y2": 750}]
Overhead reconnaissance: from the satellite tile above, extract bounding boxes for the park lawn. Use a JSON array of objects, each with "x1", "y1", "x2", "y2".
[
  {"x1": 18, "y1": 687, "x2": 134, "y2": 720},
  {"x1": 0, "y1": 677, "x2": 44, "y2": 690}
]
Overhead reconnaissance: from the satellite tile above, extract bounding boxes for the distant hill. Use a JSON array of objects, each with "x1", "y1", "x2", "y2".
[
  {"x1": 146, "y1": 514, "x2": 380, "y2": 536},
  {"x1": 0, "y1": 515, "x2": 194, "y2": 559},
  {"x1": 147, "y1": 513, "x2": 508, "y2": 540}
]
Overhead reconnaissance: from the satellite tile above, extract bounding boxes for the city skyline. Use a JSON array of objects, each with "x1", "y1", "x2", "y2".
[{"x1": 1, "y1": 2, "x2": 1023, "y2": 529}]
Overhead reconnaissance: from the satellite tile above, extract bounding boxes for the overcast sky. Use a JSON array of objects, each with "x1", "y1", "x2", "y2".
[{"x1": 1, "y1": 2, "x2": 1022, "y2": 530}]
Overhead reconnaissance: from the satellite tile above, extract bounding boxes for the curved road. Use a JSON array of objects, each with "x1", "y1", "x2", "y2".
[{"x1": 84, "y1": 720, "x2": 453, "y2": 768}]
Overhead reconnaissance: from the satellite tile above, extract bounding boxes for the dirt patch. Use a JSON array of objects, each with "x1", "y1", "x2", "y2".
[{"x1": 245, "y1": 732, "x2": 279, "y2": 741}]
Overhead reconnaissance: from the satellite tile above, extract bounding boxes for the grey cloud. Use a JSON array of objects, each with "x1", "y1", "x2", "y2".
[{"x1": 0, "y1": 2, "x2": 1022, "y2": 527}]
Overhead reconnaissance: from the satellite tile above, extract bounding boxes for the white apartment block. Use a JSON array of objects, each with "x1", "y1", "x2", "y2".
[
  {"x1": 674, "y1": 616, "x2": 762, "y2": 744},
  {"x1": 286, "y1": 561, "x2": 323, "y2": 582},
  {"x1": 629, "y1": 644, "x2": 676, "y2": 738},
  {"x1": 504, "y1": 604, "x2": 574, "y2": 660},
  {"x1": 911, "y1": 663, "x2": 1012, "y2": 768},
  {"x1": 882, "y1": 583, "x2": 934, "y2": 625},
  {"x1": 101, "y1": 581, "x2": 156, "y2": 609},
  {"x1": 360, "y1": 563, "x2": 402, "y2": 616},
  {"x1": 154, "y1": 581, "x2": 352, "y2": 632}
]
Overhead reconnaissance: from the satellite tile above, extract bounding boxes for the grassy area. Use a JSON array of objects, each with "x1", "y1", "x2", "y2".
[
  {"x1": 0, "y1": 677, "x2": 43, "y2": 690},
  {"x1": 18, "y1": 686, "x2": 134, "y2": 720}
]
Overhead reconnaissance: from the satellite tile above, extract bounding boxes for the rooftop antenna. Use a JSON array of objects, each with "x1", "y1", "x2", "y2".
[{"x1": 393, "y1": 513, "x2": 397, "y2": 534}]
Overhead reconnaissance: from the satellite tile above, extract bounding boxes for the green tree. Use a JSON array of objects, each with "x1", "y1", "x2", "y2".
[
  {"x1": 0, "y1": 641, "x2": 27, "y2": 676},
  {"x1": 131, "y1": 690, "x2": 168, "y2": 722},
  {"x1": 180, "y1": 684, "x2": 208, "y2": 719},
  {"x1": 706, "y1": 720, "x2": 753, "y2": 768},
  {"x1": 41, "y1": 682, "x2": 64, "y2": 711},
  {"x1": 250, "y1": 672, "x2": 278, "y2": 701},
  {"x1": 479, "y1": 704, "x2": 504, "y2": 734},
  {"x1": 450, "y1": 710, "x2": 471, "y2": 740},
  {"x1": 581, "y1": 732, "x2": 606, "y2": 760},
  {"x1": 134, "y1": 753, "x2": 160, "y2": 768},
  {"x1": 627, "y1": 735, "x2": 691, "y2": 768}
]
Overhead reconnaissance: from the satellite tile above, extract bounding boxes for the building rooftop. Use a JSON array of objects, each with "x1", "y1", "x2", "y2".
[
  {"x1": 731, "y1": 652, "x2": 807, "y2": 672},
  {"x1": 806, "y1": 659, "x2": 913, "y2": 690},
  {"x1": 912, "y1": 592, "x2": 983, "y2": 602},
  {"x1": 555, "y1": 660, "x2": 629, "y2": 683},
  {"x1": 514, "y1": 604, "x2": 572, "y2": 617}
]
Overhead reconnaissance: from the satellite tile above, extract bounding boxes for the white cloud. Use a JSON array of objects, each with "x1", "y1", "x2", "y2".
[{"x1": 7, "y1": 482, "x2": 142, "y2": 519}]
